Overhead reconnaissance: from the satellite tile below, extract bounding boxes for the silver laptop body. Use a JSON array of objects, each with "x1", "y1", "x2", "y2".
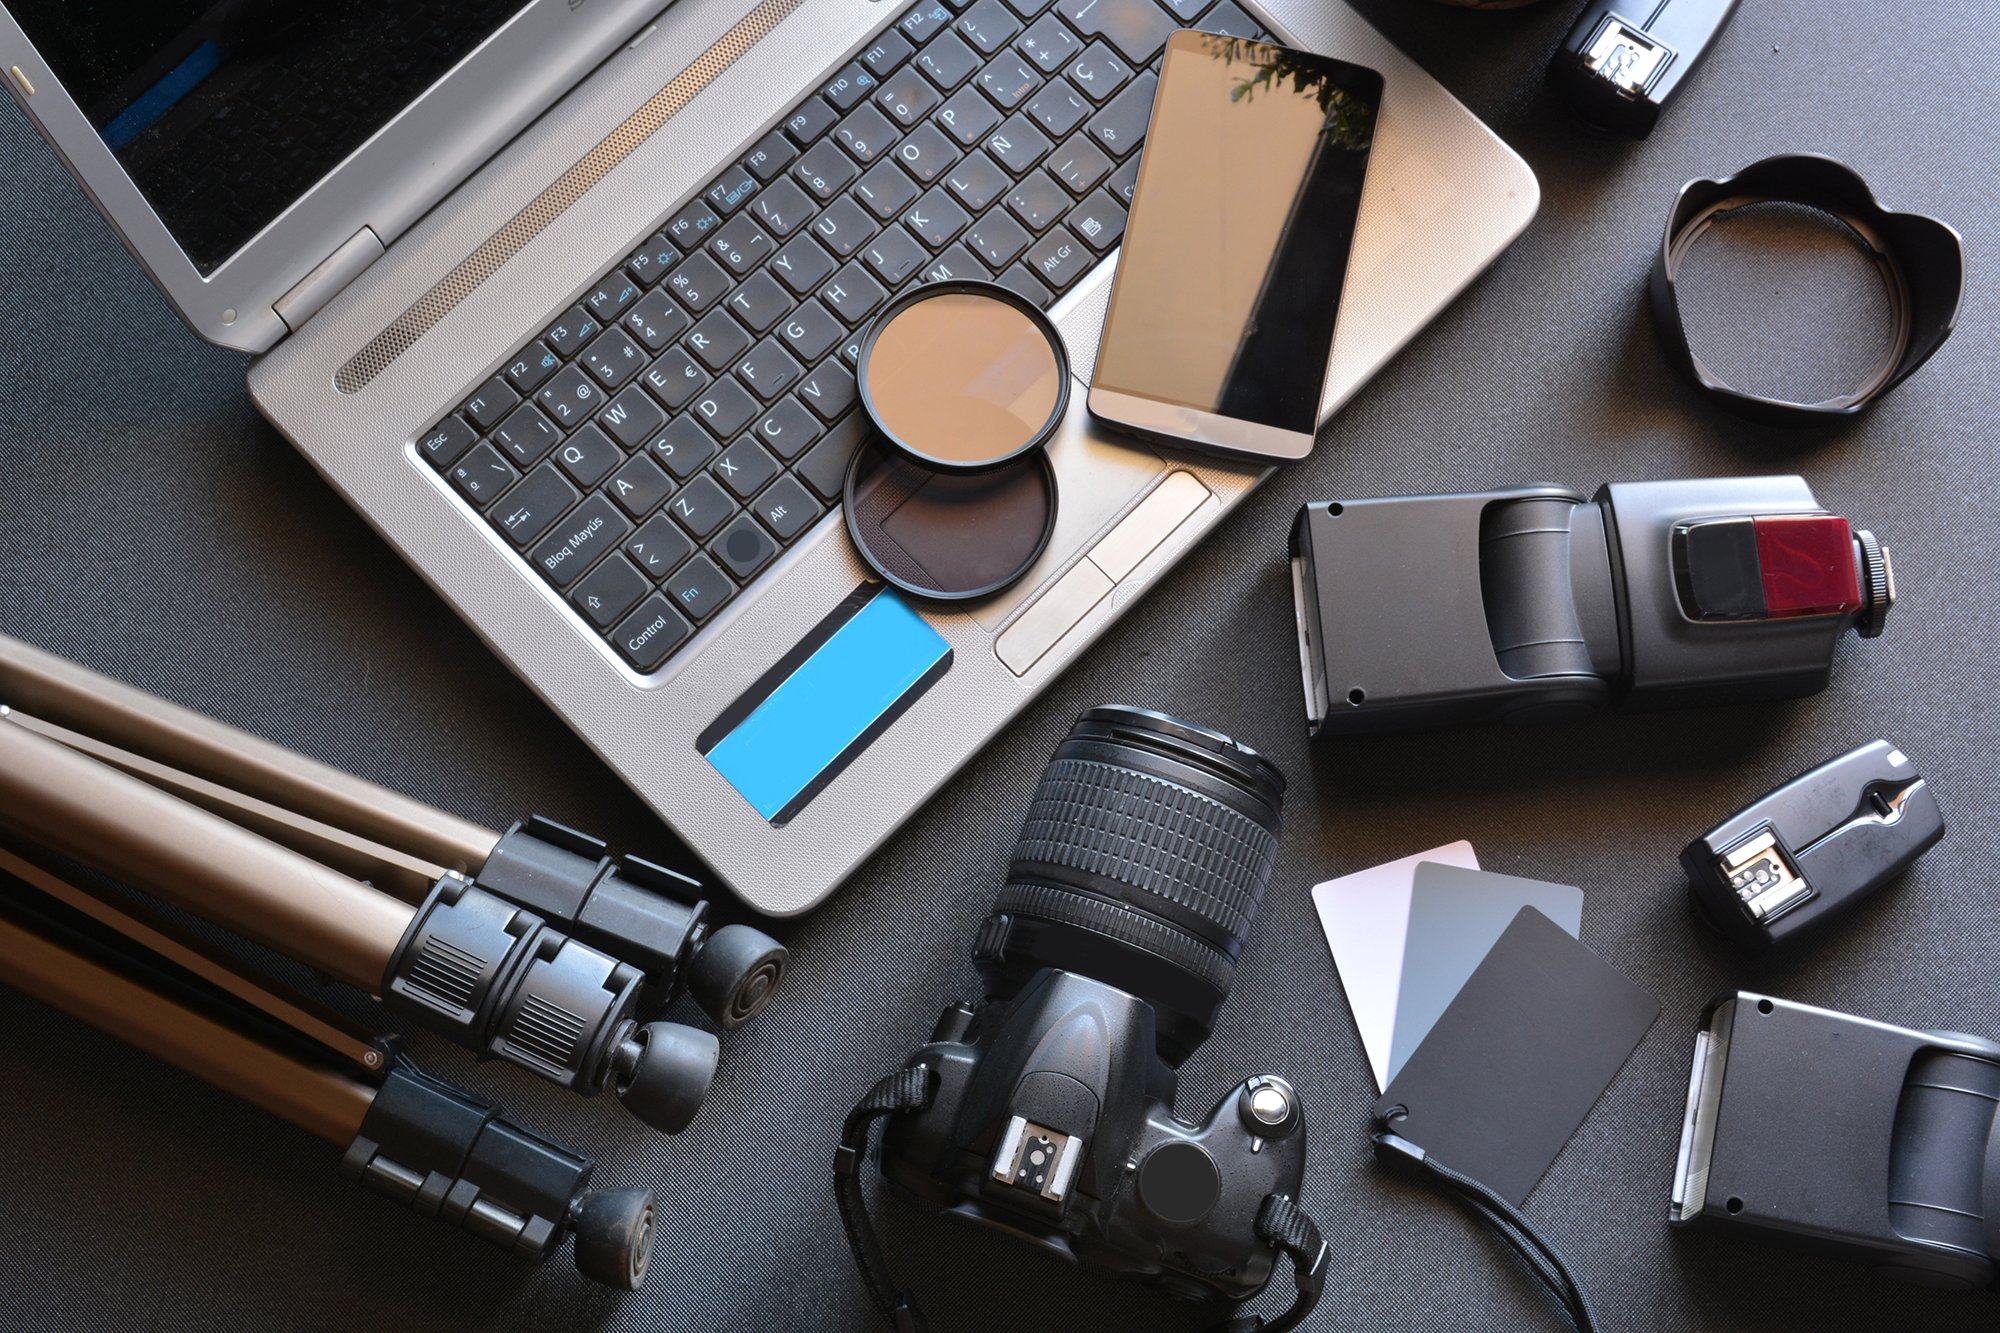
[{"x1": 0, "y1": 0, "x2": 1536, "y2": 915}]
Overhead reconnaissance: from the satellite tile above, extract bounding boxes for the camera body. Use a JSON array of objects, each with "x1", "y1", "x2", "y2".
[
  {"x1": 882, "y1": 969, "x2": 1305, "y2": 1301},
  {"x1": 1290, "y1": 476, "x2": 1894, "y2": 737}
]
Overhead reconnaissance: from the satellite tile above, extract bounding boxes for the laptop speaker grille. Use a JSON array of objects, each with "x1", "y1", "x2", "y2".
[{"x1": 333, "y1": 0, "x2": 807, "y2": 395}]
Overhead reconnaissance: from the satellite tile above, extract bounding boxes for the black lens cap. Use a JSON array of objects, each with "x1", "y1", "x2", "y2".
[{"x1": 844, "y1": 440, "x2": 1056, "y2": 601}]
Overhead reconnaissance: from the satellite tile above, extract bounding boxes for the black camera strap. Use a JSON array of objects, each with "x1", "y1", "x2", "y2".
[
  {"x1": 835, "y1": 1065, "x2": 1332, "y2": 1333},
  {"x1": 835, "y1": 1064, "x2": 938, "y2": 1333}
]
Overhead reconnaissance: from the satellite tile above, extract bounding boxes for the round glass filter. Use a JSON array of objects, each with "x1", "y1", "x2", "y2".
[
  {"x1": 844, "y1": 439, "x2": 1057, "y2": 602},
  {"x1": 856, "y1": 281, "x2": 1071, "y2": 471}
]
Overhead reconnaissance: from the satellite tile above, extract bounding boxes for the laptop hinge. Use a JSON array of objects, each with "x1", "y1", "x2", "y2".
[{"x1": 274, "y1": 226, "x2": 385, "y2": 333}]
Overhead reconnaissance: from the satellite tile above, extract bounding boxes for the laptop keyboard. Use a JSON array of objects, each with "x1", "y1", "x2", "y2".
[{"x1": 419, "y1": 0, "x2": 1268, "y2": 673}]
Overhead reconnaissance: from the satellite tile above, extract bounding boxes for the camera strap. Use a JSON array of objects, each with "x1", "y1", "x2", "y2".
[{"x1": 835, "y1": 1064, "x2": 938, "y2": 1333}]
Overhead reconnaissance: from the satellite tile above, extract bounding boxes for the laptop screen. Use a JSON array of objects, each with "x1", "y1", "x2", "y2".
[{"x1": 12, "y1": 0, "x2": 534, "y2": 275}]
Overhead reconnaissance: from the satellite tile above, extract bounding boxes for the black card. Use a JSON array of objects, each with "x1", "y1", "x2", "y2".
[{"x1": 1373, "y1": 906, "x2": 1658, "y2": 1205}]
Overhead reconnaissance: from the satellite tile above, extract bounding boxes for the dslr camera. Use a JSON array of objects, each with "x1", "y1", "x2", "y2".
[{"x1": 837, "y1": 708, "x2": 1326, "y2": 1332}]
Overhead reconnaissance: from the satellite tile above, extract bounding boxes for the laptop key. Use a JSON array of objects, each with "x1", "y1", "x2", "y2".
[
  {"x1": 610, "y1": 595, "x2": 692, "y2": 671},
  {"x1": 666, "y1": 252, "x2": 730, "y2": 313},
  {"x1": 462, "y1": 376, "x2": 519, "y2": 431},
  {"x1": 905, "y1": 187, "x2": 972, "y2": 246},
  {"x1": 664, "y1": 199, "x2": 723, "y2": 250},
  {"x1": 571, "y1": 555, "x2": 650, "y2": 629},
  {"x1": 876, "y1": 67, "x2": 943, "y2": 128},
  {"x1": 713, "y1": 437, "x2": 782, "y2": 500},
  {"x1": 997, "y1": 262, "x2": 1056, "y2": 308},
  {"x1": 704, "y1": 165, "x2": 760, "y2": 216},
  {"x1": 1086, "y1": 70, "x2": 1155, "y2": 155},
  {"x1": 581, "y1": 327, "x2": 647, "y2": 388},
  {"x1": 686, "y1": 309, "x2": 754, "y2": 373},
  {"x1": 752, "y1": 396, "x2": 825, "y2": 460},
  {"x1": 752, "y1": 475, "x2": 824, "y2": 542},
  {"x1": 1027, "y1": 78, "x2": 1090, "y2": 136},
  {"x1": 599, "y1": 385, "x2": 666, "y2": 448},
  {"x1": 667, "y1": 475, "x2": 736, "y2": 540},
  {"x1": 898, "y1": 1, "x2": 956, "y2": 46},
  {"x1": 1068, "y1": 43, "x2": 1133, "y2": 101},
  {"x1": 811, "y1": 196, "x2": 880, "y2": 259},
  {"x1": 750, "y1": 178, "x2": 813, "y2": 236},
  {"x1": 864, "y1": 225, "x2": 929, "y2": 286},
  {"x1": 935, "y1": 86, "x2": 1003, "y2": 147},
  {"x1": 1047, "y1": 136, "x2": 1111, "y2": 193},
  {"x1": 1023, "y1": 223, "x2": 1092, "y2": 289},
  {"x1": 957, "y1": 0, "x2": 1025, "y2": 54},
  {"x1": 1001, "y1": 0, "x2": 1057, "y2": 17},
  {"x1": 944, "y1": 150, "x2": 1009, "y2": 210},
  {"x1": 1006, "y1": 169, "x2": 1071, "y2": 229},
  {"x1": 418, "y1": 415, "x2": 476, "y2": 468},
  {"x1": 916, "y1": 32, "x2": 983, "y2": 89},
  {"x1": 711, "y1": 514, "x2": 779, "y2": 580},
  {"x1": 1058, "y1": 0, "x2": 1174, "y2": 63},
  {"x1": 1018, "y1": 15, "x2": 1083, "y2": 73},
  {"x1": 978, "y1": 51, "x2": 1043, "y2": 109},
  {"x1": 797, "y1": 359, "x2": 861, "y2": 421},
  {"x1": 625, "y1": 234, "x2": 678, "y2": 286},
  {"x1": 743, "y1": 130, "x2": 798, "y2": 183},
  {"x1": 921, "y1": 242, "x2": 994, "y2": 285},
  {"x1": 624, "y1": 513, "x2": 695, "y2": 577},
  {"x1": 854, "y1": 160, "x2": 922, "y2": 221},
  {"x1": 1065, "y1": 189, "x2": 1127, "y2": 250},
  {"x1": 493, "y1": 464, "x2": 581, "y2": 547},
  {"x1": 893, "y1": 122, "x2": 961, "y2": 183},
  {"x1": 537, "y1": 366, "x2": 605, "y2": 427},
  {"x1": 642, "y1": 349, "x2": 709, "y2": 412},
  {"x1": 606, "y1": 452, "x2": 674, "y2": 518},
  {"x1": 554, "y1": 424, "x2": 623, "y2": 488},
  {"x1": 664, "y1": 554, "x2": 735, "y2": 622},
  {"x1": 504, "y1": 342, "x2": 562, "y2": 393},
  {"x1": 794, "y1": 140, "x2": 860, "y2": 201},
  {"x1": 492, "y1": 402, "x2": 563, "y2": 467},
  {"x1": 543, "y1": 305, "x2": 602, "y2": 356},
  {"x1": 783, "y1": 97, "x2": 840, "y2": 148},
  {"x1": 1196, "y1": 0, "x2": 1261, "y2": 39},
  {"x1": 966, "y1": 210, "x2": 1032, "y2": 267},
  {"x1": 862, "y1": 29, "x2": 913, "y2": 77},
  {"x1": 819, "y1": 263, "x2": 889, "y2": 325},
  {"x1": 691, "y1": 377, "x2": 761, "y2": 439},
  {"x1": 623, "y1": 289, "x2": 692, "y2": 351},
  {"x1": 710, "y1": 215, "x2": 775, "y2": 276},
  {"x1": 985, "y1": 114, "x2": 1053, "y2": 174},
  {"x1": 450, "y1": 443, "x2": 520, "y2": 506},
  {"x1": 778, "y1": 300, "x2": 844, "y2": 363},
  {"x1": 1106, "y1": 153, "x2": 1140, "y2": 204},
  {"x1": 823, "y1": 63, "x2": 879, "y2": 112},
  {"x1": 585, "y1": 275, "x2": 642, "y2": 321},
  {"x1": 1160, "y1": 0, "x2": 1211, "y2": 18},
  {"x1": 725, "y1": 271, "x2": 793, "y2": 335},
  {"x1": 736, "y1": 339, "x2": 805, "y2": 401},
  {"x1": 531, "y1": 494, "x2": 632, "y2": 586},
  {"x1": 647, "y1": 417, "x2": 720, "y2": 480},
  {"x1": 770, "y1": 234, "x2": 838, "y2": 296},
  {"x1": 834, "y1": 104, "x2": 898, "y2": 165},
  {"x1": 796, "y1": 412, "x2": 870, "y2": 501}
]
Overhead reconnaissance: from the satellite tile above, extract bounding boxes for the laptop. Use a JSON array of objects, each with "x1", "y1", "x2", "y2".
[{"x1": 0, "y1": 0, "x2": 1535, "y2": 915}]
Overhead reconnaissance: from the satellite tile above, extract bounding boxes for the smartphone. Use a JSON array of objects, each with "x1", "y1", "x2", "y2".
[{"x1": 1088, "y1": 32, "x2": 1384, "y2": 462}]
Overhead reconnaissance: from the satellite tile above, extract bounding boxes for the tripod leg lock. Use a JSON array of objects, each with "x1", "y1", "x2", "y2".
[
  {"x1": 382, "y1": 873, "x2": 643, "y2": 1095},
  {"x1": 343, "y1": 1063, "x2": 657, "y2": 1288}
]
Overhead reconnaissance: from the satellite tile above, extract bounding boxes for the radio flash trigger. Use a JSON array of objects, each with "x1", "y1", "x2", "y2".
[
  {"x1": 1681, "y1": 740, "x2": 1944, "y2": 954},
  {"x1": 1549, "y1": 0, "x2": 1742, "y2": 137}
]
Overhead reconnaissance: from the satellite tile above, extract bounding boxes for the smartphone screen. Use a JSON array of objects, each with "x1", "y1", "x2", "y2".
[{"x1": 1090, "y1": 33, "x2": 1382, "y2": 459}]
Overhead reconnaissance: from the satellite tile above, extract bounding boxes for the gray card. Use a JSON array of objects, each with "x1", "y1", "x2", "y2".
[{"x1": 1386, "y1": 863, "x2": 1583, "y2": 1084}]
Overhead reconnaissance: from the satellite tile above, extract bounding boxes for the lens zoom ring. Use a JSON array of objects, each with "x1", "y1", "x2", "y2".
[
  {"x1": 991, "y1": 882, "x2": 1238, "y2": 995},
  {"x1": 1009, "y1": 759, "x2": 1278, "y2": 946}
]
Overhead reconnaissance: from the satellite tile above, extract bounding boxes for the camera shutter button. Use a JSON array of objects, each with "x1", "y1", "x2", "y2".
[{"x1": 1238, "y1": 1076, "x2": 1298, "y2": 1137}]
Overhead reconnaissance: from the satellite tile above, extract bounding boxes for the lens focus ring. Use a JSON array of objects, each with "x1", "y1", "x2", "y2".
[{"x1": 1008, "y1": 757, "x2": 1279, "y2": 954}]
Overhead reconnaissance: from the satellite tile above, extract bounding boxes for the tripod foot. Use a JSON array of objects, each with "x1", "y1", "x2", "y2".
[
  {"x1": 613, "y1": 1022, "x2": 719, "y2": 1133},
  {"x1": 688, "y1": 924, "x2": 788, "y2": 1029},
  {"x1": 572, "y1": 1187, "x2": 654, "y2": 1290}
]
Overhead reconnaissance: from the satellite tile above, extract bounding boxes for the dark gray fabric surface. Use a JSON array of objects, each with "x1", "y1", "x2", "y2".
[{"x1": 1, "y1": 2, "x2": 1995, "y2": 1329}]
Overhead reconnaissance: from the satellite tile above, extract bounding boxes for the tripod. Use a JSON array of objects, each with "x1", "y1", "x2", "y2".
[{"x1": 0, "y1": 631, "x2": 788, "y2": 1286}]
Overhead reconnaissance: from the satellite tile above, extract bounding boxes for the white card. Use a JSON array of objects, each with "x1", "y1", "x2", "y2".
[{"x1": 1312, "y1": 841, "x2": 1480, "y2": 1094}]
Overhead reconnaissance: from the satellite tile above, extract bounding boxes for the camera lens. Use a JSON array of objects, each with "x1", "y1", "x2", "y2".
[{"x1": 973, "y1": 707, "x2": 1285, "y2": 1064}]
